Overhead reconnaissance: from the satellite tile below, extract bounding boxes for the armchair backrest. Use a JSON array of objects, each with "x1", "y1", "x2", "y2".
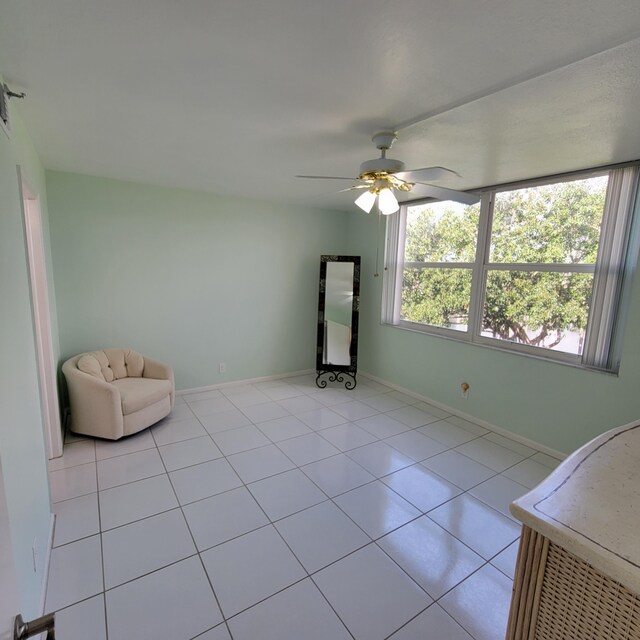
[{"x1": 76, "y1": 348, "x2": 144, "y2": 382}]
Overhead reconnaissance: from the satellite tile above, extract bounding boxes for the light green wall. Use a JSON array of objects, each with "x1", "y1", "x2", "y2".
[
  {"x1": 0, "y1": 92, "x2": 53, "y2": 617},
  {"x1": 348, "y1": 209, "x2": 640, "y2": 455},
  {"x1": 47, "y1": 171, "x2": 348, "y2": 390},
  {"x1": 48, "y1": 167, "x2": 640, "y2": 455}
]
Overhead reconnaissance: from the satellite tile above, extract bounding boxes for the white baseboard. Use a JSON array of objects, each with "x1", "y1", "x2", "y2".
[
  {"x1": 359, "y1": 371, "x2": 566, "y2": 461},
  {"x1": 176, "y1": 369, "x2": 315, "y2": 397}
]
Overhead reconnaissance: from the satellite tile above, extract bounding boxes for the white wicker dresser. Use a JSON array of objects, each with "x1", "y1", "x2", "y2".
[{"x1": 506, "y1": 421, "x2": 640, "y2": 640}]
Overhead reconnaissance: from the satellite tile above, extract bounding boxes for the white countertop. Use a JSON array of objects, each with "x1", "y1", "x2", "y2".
[{"x1": 510, "y1": 420, "x2": 640, "y2": 595}]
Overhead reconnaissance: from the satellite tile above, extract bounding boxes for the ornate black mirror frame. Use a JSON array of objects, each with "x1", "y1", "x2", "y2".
[{"x1": 316, "y1": 255, "x2": 361, "y2": 389}]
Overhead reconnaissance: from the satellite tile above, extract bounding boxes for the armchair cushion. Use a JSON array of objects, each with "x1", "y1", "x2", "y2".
[
  {"x1": 113, "y1": 377, "x2": 173, "y2": 415},
  {"x1": 77, "y1": 352, "x2": 114, "y2": 382},
  {"x1": 77, "y1": 348, "x2": 145, "y2": 382}
]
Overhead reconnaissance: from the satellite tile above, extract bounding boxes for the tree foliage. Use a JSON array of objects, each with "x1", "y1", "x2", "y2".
[{"x1": 401, "y1": 177, "x2": 607, "y2": 352}]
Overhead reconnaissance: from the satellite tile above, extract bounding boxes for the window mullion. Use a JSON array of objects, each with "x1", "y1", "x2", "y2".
[{"x1": 468, "y1": 191, "x2": 493, "y2": 339}]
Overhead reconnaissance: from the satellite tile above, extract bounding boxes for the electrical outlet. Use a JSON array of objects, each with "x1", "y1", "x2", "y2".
[
  {"x1": 219, "y1": 362, "x2": 226, "y2": 374},
  {"x1": 460, "y1": 382, "x2": 470, "y2": 399}
]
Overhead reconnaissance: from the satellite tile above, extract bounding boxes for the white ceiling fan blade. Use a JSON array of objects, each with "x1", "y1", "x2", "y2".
[
  {"x1": 338, "y1": 184, "x2": 371, "y2": 192},
  {"x1": 394, "y1": 166, "x2": 460, "y2": 183},
  {"x1": 295, "y1": 175, "x2": 359, "y2": 180},
  {"x1": 411, "y1": 182, "x2": 480, "y2": 205}
]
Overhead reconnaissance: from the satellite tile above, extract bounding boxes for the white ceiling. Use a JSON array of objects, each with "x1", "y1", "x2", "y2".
[{"x1": 1, "y1": 0, "x2": 640, "y2": 211}]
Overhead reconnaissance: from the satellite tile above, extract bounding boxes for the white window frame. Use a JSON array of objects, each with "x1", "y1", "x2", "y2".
[{"x1": 383, "y1": 164, "x2": 640, "y2": 372}]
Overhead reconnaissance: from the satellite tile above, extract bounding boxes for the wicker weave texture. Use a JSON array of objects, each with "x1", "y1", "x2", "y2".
[
  {"x1": 534, "y1": 543, "x2": 640, "y2": 640},
  {"x1": 507, "y1": 527, "x2": 549, "y2": 640}
]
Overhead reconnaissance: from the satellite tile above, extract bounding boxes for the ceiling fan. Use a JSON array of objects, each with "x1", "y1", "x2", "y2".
[{"x1": 297, "y1": 131, "x2": 480, "y2": 214}]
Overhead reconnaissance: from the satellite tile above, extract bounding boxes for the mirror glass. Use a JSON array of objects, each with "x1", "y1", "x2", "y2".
[
  {"x1": 316, "y1": 255, "x2": 360, "y2": 388},
  {"x1": 323, "y1": 261, "x2": 354, "y2": 366}
]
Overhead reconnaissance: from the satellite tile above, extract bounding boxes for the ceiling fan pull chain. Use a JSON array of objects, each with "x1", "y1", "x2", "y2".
[{"x1": 374, "y1": 210, "x2": 381, "y2": 277}]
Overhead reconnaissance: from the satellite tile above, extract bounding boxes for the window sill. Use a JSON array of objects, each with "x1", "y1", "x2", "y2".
[{"x1": 380, "y1": 321, "x2": 619, "y2": 376}]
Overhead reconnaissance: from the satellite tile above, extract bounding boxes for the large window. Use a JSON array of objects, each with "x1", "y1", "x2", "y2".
[{"x1": 383, "y1": 166, "x2": 640, "y2": 371}]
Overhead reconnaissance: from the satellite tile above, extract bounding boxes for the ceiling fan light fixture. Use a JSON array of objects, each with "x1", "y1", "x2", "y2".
[
  {"x1": 355, "y1": 189, "x2": 377, "y2": 213},
  {"x1": 378, "y1": 187, "x2": 399, "y2": 215}
]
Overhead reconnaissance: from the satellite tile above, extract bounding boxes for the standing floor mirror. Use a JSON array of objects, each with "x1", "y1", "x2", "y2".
[{"x1": 316, "y1": 255, "x2": 361, "y2": 389}]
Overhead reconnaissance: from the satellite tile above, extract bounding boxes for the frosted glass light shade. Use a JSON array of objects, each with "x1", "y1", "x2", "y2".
[
  {"x1": 378, "y1": 187, "x2": 399, "y2": 215},
  {"x1": 355, "y1": 189, "x2": 377, "y2": 213}
]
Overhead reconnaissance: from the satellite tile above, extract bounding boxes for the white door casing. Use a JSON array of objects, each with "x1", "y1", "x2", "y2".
[{"x1": 20, "y1": 178, "x2": 63, "y2": 459}]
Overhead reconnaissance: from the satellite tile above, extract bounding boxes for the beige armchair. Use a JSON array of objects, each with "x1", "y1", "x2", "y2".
[{"x1": 62, "y1": 348, "x2": 175, "y2": 440}]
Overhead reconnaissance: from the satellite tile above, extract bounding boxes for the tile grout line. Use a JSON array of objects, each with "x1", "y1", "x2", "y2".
[
  {"x1": 217, "y1": 385, "x2": 529, "y2": 635},
  {"x1": 223, "y1": 471, "x2": 358, "y2": 639},
  {"x1": 49, "y1": 377, "x2": 551, "y2": 639},
  {"x1": 52, "y1": 422, "x2": 528, "y2": 537},
  {"x1": 153, "y1": 432, "x2": 236, "y2": 640},
  {"x1": 216, "y1": 407, "x2": 445, "y2": 637},
  {"x1": 174, "y1": 417, "x2": 359, "y2": 638},
  {"x1": 96, "y1": 438, "x2": 110, "y2": 640},
  {"x1": 169, "y1": 391, "x2": 427, "y2": 637}
]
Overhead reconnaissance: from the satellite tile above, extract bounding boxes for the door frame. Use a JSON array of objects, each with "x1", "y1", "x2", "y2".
[{"x1": 19, "y1": 169, "x2": 63, "y2": 459}]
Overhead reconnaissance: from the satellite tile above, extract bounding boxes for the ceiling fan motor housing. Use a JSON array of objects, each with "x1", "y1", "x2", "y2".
[
  {"x1": 359, "y1": 131, "x2": 405, "y2": 178},
  {"x1": 359, "y1": 157, "x2": 405, "y2": 178}
]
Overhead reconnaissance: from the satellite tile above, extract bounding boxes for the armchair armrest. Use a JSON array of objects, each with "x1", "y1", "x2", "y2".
[
  {"x1": 62, "y1": 360, "x2": 124, "y2": 439},
  {"x1": 143, "y1": 357, "x2": 172, "y2": 380},
  {"x1": 143, "y1": 356, "x2": 175, "y2": 409}
]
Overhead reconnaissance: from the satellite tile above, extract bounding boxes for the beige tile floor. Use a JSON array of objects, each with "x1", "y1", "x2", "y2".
[{"x1": 47, "y1": 374, "x2": 558, "y2": 640}]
